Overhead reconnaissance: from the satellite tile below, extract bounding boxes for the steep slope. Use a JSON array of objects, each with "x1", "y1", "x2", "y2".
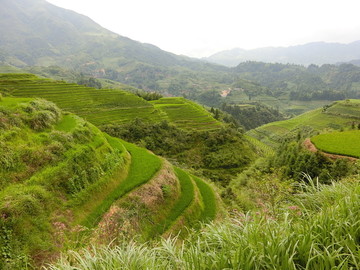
[
  {"x1": 0, "y1": 73, "x2": 222, "y2": 130},
  {"x1": 205, "y1": 41, "x2": 360, "y2": 66},
  {"x1": 0, "y1": 73, "x2": 257, "y2": 184},
  {"x1": 0, "y1": 0, "x2": 183, "y2": 67},
  {"x1": 0, "y1": 96, "x2": 220, "y2": 268},
  {"x1": 0, "y1": 97, "x2": 129, "y2": 266}
]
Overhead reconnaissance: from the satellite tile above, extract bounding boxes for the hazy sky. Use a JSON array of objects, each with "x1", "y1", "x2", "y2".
[{"x1": 47, "y1": 0, "x2": 360, "y2": 58}]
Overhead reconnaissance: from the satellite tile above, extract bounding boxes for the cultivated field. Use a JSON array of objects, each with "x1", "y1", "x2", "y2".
[
  {"x1": 0, "y1": 74, "x2": 222, "y2": 131},
  {"x1": 151, "y1": 97, "x2": 222, "y2": 131},
  {"x1": 0, "y1": 96, "x2": 219, "y2": 267},
  {"x1": 247, "y1": 100, "x2": 360, "y2": 146},
  {"x1": 311, "y1": 130, "x2": 360, "y2": 158}
]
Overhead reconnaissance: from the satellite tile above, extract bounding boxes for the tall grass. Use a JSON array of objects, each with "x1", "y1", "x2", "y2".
[{"x1": 47, "y1": 178, "x2": 360, "y2": 270}]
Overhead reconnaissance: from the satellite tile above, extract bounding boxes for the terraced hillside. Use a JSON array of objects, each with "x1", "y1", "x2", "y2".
[
  {"x1": 311, "y1": 130, "x2": 360, "y2": 158},
  {"x1": 0, "y1": 73, "x2": 221, "y2": 131},
  {"x1": 247, "y1": 99, "x2": 360, "y2": 147},
  {"x1": 151, "y1": 97, "x2": 222, "y2": 131},
  {"x1": 0, "y1": 96, "x2": 219, "y2": 268},
  {"x1": 0, "y1": 73, "x2": 166, "y2": 126}
]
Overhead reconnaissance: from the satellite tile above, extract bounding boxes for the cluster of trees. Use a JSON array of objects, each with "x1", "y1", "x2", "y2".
[
  {"x1": 270, "y1": 141, "x2": 354, "y2": 184},
  {"x1": 102, "y1": 119, "x2": 255, "y2": 184},
  {"x1": 232, "y1": 61, "x2": 360, "y2": 102},
  {"x1": 77, "y1": 76, "x2": 102, "y2": 89},
  {"x1": 134, "y1": 90, "x2": 163, "y2": 101},
  {"x1": 220, "y1": 103, "x2": 284, "y2": 130},
  {"x1": 224, "y1": 136, "x2": 357, "y2": 212},
  {"x1": 289, "y1": 90, "x2": 346, "y2": 101}
]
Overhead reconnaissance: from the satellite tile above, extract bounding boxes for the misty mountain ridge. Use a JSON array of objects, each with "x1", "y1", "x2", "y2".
[
  {"x1": 0, "y1": 0, "x2": 220, "y2": 71},
  {"x1": 204, "y1": 41, "x2": 360, "y2": 67}
]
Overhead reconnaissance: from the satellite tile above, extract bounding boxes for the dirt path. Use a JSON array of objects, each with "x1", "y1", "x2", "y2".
[{"x1": 303, "y1": 138, "x2": 358, "y2": 162}]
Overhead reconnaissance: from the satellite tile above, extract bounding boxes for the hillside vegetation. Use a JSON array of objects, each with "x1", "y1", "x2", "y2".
[
  {"x1": 48, "y1": 176, "x2": 360, "y2": 270},
  {"x1": 0, "y1": 73, "x2": 220, "y2": 131},
  {"x1": 0, "y1": 97, "x2": 219, "y2": 268},
  {"x1": 247, "y1": 99, "x2": 360, "y2": 147},
  {"x1": 0, "y1": 73, "x2": 257, "y2": 184},
  {"x1": 150, "y1": 97, "x2": 222, "y2": 131}
]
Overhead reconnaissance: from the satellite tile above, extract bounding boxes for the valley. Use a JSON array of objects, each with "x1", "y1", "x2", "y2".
[{"x1": 0, "y1": 0, "x2": 360, "y2": 269}]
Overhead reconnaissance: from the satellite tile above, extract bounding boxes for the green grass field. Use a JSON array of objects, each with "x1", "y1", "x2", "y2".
[
  {"x1": 311, "y1": 130, "x2": 360, "y2": 158},
  {"x1": 55, "y1": 114, "x2": 78, "y2": 132},
  {"x1": 248, "y1": 100, "x2": 360, "y2": 146}
]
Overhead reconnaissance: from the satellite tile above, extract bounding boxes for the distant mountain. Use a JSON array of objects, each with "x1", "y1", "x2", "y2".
[
  {"x1": 343, "y1": 59, "x2": 360, "y2": 67},
  {"x1": 0, "y1": 0, "x2": 190, "y2": 67},
  {"x1": 0, "y1": 0, "x2": 228, "y2": 92},
  {"x1": 204, "y1": 41, "x2": 360, "y2": 66}
]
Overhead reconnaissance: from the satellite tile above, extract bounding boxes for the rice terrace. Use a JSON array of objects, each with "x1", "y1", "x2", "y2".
[{"x1": 1, "y1": 0, "x2": 360, "y2": 268}]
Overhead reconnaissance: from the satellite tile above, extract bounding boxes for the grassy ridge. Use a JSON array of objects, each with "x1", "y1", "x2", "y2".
[
  {"x1": 153, "y1": 167, "x2": 195, "y2": 235},
  {"x1": 192, "y1": 176, "x2": 217, "y2": 222},
  {"x1": 311, "y1": 130, "x2": 360, "y2": 158},
  {"x1": 81, "y1": 140, "x2": 162, "y2": 228}
]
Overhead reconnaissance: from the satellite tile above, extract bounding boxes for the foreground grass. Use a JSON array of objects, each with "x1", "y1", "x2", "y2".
[{"x1": 47, "y1": 178, "x2": 360, "y2": 270}]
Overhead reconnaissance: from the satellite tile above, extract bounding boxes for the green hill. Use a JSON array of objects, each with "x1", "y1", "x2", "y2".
[
  {"x1": 0, "y1": 72, "x2": 253, "y2": 183},
  {"x1": 0, "y1": 96, "x2": 219, "y2": 268},
  {"x1": 0, "y1": 0, "x2": 229, "y2": 95},
  {"x1": 0, "y1": 73, "x2": 221, "y2": 131},
  {"x1": 247, "y1": 99, "x2": 360, "y2": 147},
  {"x1": 150, "y1": 97, "x2": 222, "y2": 131}
]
